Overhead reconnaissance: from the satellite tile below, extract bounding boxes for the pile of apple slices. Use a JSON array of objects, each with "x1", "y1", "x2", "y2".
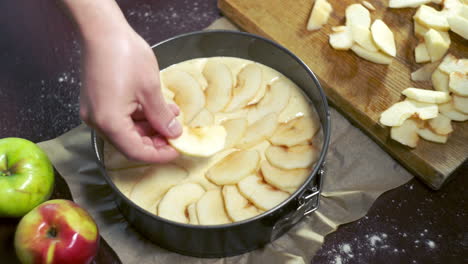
[{"x1": 380, "y1": 54, "x2": 467, "y2": 147}]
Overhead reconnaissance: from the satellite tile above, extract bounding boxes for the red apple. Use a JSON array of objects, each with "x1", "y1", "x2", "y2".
[{"x1": 14, "y1": 199, "x2": 99, "y2": 264}]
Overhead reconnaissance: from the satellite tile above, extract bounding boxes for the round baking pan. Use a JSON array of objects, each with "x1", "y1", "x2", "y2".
[{"x1": 92, "y1": 30, "x2": 331, "y2": 258}]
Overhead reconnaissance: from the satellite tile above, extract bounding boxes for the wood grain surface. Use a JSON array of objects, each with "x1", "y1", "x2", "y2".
[{"x1": 218, "y1": 0, "x2": 468, "y2": 189}]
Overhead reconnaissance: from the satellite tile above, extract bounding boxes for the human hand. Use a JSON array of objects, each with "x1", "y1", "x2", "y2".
[{"x1": 79, "y1": 27, "x2": 182, "y2": 163}]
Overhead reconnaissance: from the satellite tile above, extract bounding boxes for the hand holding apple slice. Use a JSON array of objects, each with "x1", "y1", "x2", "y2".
[{"x1": 168, "y1": 125, "x2": 226, "y2": 157}]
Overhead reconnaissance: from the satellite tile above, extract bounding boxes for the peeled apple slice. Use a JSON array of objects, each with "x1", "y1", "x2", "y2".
[
  {"x1": 380, "y1": 101, "x2": 417, "y2": 126},
  {"x1": 449, "y1": 72, "x2": 468, "y2": 96},
  {"x1": 453, "y1": 95, "x2": 468, "y2": 114},
  {"x1": 158, "y1": 183, "x2": 205, "y2": 224},
  {"x1": 406, "y1": 100, "x2": 439, "y2": 120},
  {"x1": 390, "y1": 119, "x2": 420, "y2": 148},
  {"x1": 411, "y1": 62, "x2": 439, "y2": 81},
  {"x1": 371, "y1": 19, "x2": 397, "y2": 57},
  {"x1": 428, "y1": 114, "x2": 453, "y2": 135},
  {"x1": 203, "y1": 61, "x2": 233, "y2": 113},
  {"x1": 389, "y1": 0, "x2": 431, "y2": 8},
  {"x1": 222, "y1": 118, "x2": 248, "y2": 149},
  {"x1": 414, "y1": 5, "x2": 450, "y2": 31},
  {"x1": 417, "y1": 128, "x2": 448, "y2": 143},
  {"x1": 307, "y1": 0, "x2": 333, "y2": 31},
  {"x1": 438, "y1": 54, "x2": 468, "y2": 74},
  {"x1": 224, "y1": 64, "x2": 262, "y2": 112},
  {"x1": 187, "y1": 203, "x2": 199, "y2": 225},
  {"x1": 402, "y1": 88, "x2": 450, "y2": 104},
  {"x1": 414, "y1": 42, "x2": 430, "y2": 63},
  {"x1": 346, "y1": 4, "x2": 371, "y2": 28},
  {"x1": 196, "y1": 189, "x2": 231, "y2": 225},
  {"x1": 168, "y1": 125, "x2": 226, "y2": 157},
  {"x1": 260, "y1": 161, "x2": 310, "y2": 194},
  {"x1": 431, "y1": 69, "x2": 450, "y2": 92},
  {"x1": 265, "y1": 144, "x2": 319, "y2": 170},
  {"x1": 351, "y1": 45, "x2": 393, "y2": 64},
  {"x1": 329, "y1": 27, "x2": 354, "y2": 50},
  {"x1": 447, "y1": 15, "x2": 468, "y2": 40},
  {"x1": 438, "y1": 102, "x2": 468, "y2": 121},
  {"x1": 237, "y1": 174, "x2": 289, "y2": 211},
  {"x1": 424, "y1": 29, "x2": 450, "y2": 62},
  {"x1": 206, "y1": 150, "x2": 260, "y2": 185},
  {"x1": 351, "y1": 25, "x2": 379, "y2": 52},
  {"x1": 222, "y1": 185, "x2": 263, "y2": 222},
  {"x1": 269, "y1": 116, "x2": 319, "y2": 147}
]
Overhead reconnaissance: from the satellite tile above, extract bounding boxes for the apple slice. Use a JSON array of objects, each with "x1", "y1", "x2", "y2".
[
  {"x1": 389, "y1": 0, "x2": 431, "y2": 8},
  {"x1": 415, "y1": 42, "x2": 430, "y2": 63},
  {"x1": 380, "y1": 101, "x2": 416, "y2": 126},
  {"x1": 390, "y1": 119, "x2": 420, "y2": 148},
  {"x1": 237, "y1": 174, "x2": 289, "y2": 211},
  {"x1": 402, "y1": 88, "x2": 450, "y2": 104},
  {"x1": 438, "y1": 102, "x2": 468, "y2": 121},
  {"x1": 221, "y1": 118, "x2": 248, "y2": 149},
  {"x1": 428, "y1": 114, "x2": 453, "y2": 134},
  {"x1": 278, "y1": 89, "x2": 315, "y2": 123},
  {"x1": 247, "y1": 78, "x2": 291, "y2": 124},
  {"x1": 307, "y1": 0, "x2": 333, "y2": 31},
  {"x1": 130, "y1": 164, "x2": 188, "y2": 213},
  {"x1": 196, "y1": 189, "x2": 231, "y2": 225},
  {"x1": 371, "y1": 19, "x2": 397, "y2": 57},
  {"x1": 351, "y1": 45, "x2": 393, "y2": 64},
  {"x1": 406, "y1": 99, "x2": 439, "y2": 120},
  {"x1": 431, "y1": 69, "x2": 450, "y2": 92},
  {"x1": 260, "y1": 161, "x2": 310, "y2": 194},
  {"x1": 265, "y1": 144, "x2": 319, "y2": 170},
  {"x1": 438, "y1": 54, "x2": 468, "y2": 74},
  {"x1": 417, "y1": 128, "x2": 448, "y2": 143},
  {"x1": 222, "y1": 185, "x2": 263, "y2": 222},
  {"x1": 447, "y1": 15, "x2": 468, "y2": 40},
  {"x1": 414, "y1": 5, "x2": 450, "y2": 31},
  {"x1": 346, "y1": 4, "x2": 371, "y2": 28},
  {"x1": 162, "y1": 69, "x2": 205, "y2": 123},
  {"x1": 187, "y1": 203, "x2": 199, "y2": 225},
  {"x1": 224, "y1": 64, "x2": 262, "y2": 112},
  {"x1": 329, "y1": 27, "x2": 354, "y2": 50},
  {"x1": 453, "y1": 95, "x2": 468, "y2": 114},
  {"x1": 206, "y1": 150, "x2": 260, "y2": 185},
  {"x1": 188, "y1": 109, "x2": 214, "y2": 128},
  {"x1": 449, "y1": 72, "x2": 468, "y2": 96},
  {"x1": 158, "y1": 183, "x2": 205, "y2": 224},
  {"x1": 362, "y1": 1, "x2": 376, "y2": 11},
  {"x1": 269, "y1": 116, "x2": 319, "y2": 147},
  {"x1": 351, "y1": 25, "x2": 379, "y2": 52},
  {"x1": 236, "y1": 113, "x2": 278, "y2": 148},
  {"x1": 168, "y1": 125, "x2": 226, "y2": 157},
  {"x1": 424, "y1": 29, "x2": 450, "y2": 62},
  {"x1": 203, "y1": 61, "x2": 233, "y2": 113},
  {"x1": 108, "y1": 166, "x2": 146, "y2": 197},
  {"x1": 411, "y1": 62, "x2": 439, "y2": 81},
  {"x1": 332, "y1": 26, "x2": 347, "y2": 32},
  {"x1": 414, "y1": 22, "x2": 430, "y2": 39}
]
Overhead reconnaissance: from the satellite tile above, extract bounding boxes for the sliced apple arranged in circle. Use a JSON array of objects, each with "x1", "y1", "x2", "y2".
[
  {"x1": 206, "y1": 150, "x2": 260, "y2": 185},
  {"x1": 221, "y1": 118, "x2": 248, "y2": 149},
  {"x1": 187, "y1": 203, "x2": 199, "y2": 225},
  {"x1": 237, "y1": 174, "x2": 289, "y2": 211},
  {"x1": 222, "y1": 185, "x2": 264, "y2": 222},
  {"x1": 260, "y1": 161, "x2": 310, "y2": 194},
  {"x1": 236, "y1": 113, "x2": 278, "y2": 148},
  {"x1": 265, "y1": 144, "x2": 319, "y2": 170},
  {"x1": 203, "y1": 61, "x2": 233, "y2": 113},
  {"x1": 196, "y1": 189, "x2": 231, "y2": 225},
  {"x1": 168, "y1": 125, "x2": 226, "y2": 157},
  {"x1": 158, "y1": 183, "x2": 205, "y2": 224},
  {"x1": 269, "y1": 116, "x2": 319, "y2": 147},
  {"x1": 224, "y1": 63, "x2": 262, "y2": 112}
]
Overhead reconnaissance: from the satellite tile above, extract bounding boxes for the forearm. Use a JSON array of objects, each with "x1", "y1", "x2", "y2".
[{"x1": 60, "y1": 0, "x2": 131, "y2": 45}]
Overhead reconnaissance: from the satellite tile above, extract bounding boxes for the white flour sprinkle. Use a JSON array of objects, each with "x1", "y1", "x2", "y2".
[
  {"x1": 369, "y1": 235, "x2": 383, "y2": 246},
  {"x1": 426, "y1": 240, "x2": 436, "y2": 249},
  {"x1": 341, "y1": 243, "x2": 353, "y2": 257},
  {"x1": 334, "y1": 255, "x2": 342, "y2": 264}
]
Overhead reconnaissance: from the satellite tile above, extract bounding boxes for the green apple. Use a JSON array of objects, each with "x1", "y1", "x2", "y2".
[
  {"x1": 0, "y1": 137, "x2": 54, "y2": 217},
  {"x1": 15, "y1": 199, "x2": 100, "y2": 264}
]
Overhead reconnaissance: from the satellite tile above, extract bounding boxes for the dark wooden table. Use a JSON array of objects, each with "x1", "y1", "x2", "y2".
[{"x1": 0, "y1": 0, "x2": 466, "y2": 263}]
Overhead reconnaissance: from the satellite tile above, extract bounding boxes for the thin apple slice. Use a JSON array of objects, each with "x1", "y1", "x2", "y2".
[
  {"x1": 351, "y1": 45, "x2": 393, "y2": 64},
  {"x1": 414, "y1": 5, "x2": 450, "y2": 31},
  {"x1": 265, "y1": 144, "x2": 319, "y2": 170},
  {"x1": 424, "y1": 29, "x2": 450, "y2": 62},
  {"x1": 390, "y1": 119, "x2": 420, "y2": 148},
  {"x1": 221, "y1": 118, "x2": 248, "y2": 149},
  {"x1": 439, "y1": 102, "x2": 468, "y2": 121},
  {"x1": 415, "y1": 42, "x2": 431, "y2": 63},
  {"x1": 188, "y1": 109, "x2": 214, "y2": 128},
  {"x1": 247, "y1": 78, "x2": 291, "y2": 124},
  {"x1": 108, "y1": 166, "x2": 146, "y2": 197},
  {"x1": 224, "y1": 64, "x2": 262, "y2": 112},
  {"x1": 351, "y1": 25, "x2": 379, "y2": 52},
  {"x1": 449, "y1": 72, "x2": 468, "y2": 96},
  {"x1": 269, "y1": 116, "x2": 319, "y2": 147},
  {"x1": 206, "y1": 150, "x2": 260, "y2": 185},
  {"x1": 307, "y1": 0, "x2": 333, "y2": 31},
  {"x1": 411, "y1": 62, "x2": 439, "y2": 81},
  {"x1": 260, "y1": 161, "x2": 310, "y2": 194},
  {"x1": 389, "y1": 0, "x2": 431, "y2": 8},
  {"x1": 417, "y1": 128, "x2": 448, "y2": 143},
  {"x1": 447, "y1": 15, "x2": 468, "y2": 40},
  {"x1": 406, "y1": 99, "x2": 439, "y2": 120},
  {"x1": 362, "y1": 1, "x2": 376, "y2": 11},
  {"x1": 380, "y1": 101, "x2": 416, "y2": 126},
  {"x1": 329, "y1": 27, "x2": 354, "y2": 50},
  {"x1": 168, "y1": 125, "x2": 226, "y2": 157},
  {"x1": 196, "y1": 189, "x2": 231, "y2": 225},
  {"x1": 428, "y1": 114, "x2": 453, "y2": 135},
  {"x1": 402, "y1": 88, "x2": 450, "y2": 104},
  {"x1": 236, "y1": 113, "x2": 278, "y2": 148},
  {"x1": 432, "y1": 69, "x2": 450, "y2": 92},
  {"x1": 414, "y1": 22, "x2": 430, "y2": 39},
  {"x1": 438, "y1": 54, "x2": 468, "y2": 74},
  {"x1": 237, "y1": 174, "x2": 289, "y2": 211},
  {"x1": 278, "y1": 89, "x2": 314, "y2": 123},
  {"x1": 222, "y1": 185, "x2": 263, "y2": 222},
  {"x1": 332, "y1": 26, "x2": 347, "y2": 32},
  {"x1": 453, "y1": 95, "x2": 468, "y2": 114},
  {"x1": 346, "y1": 4, "x2": 371, "y2": 28},
  {"x1": 162, "y1": 69, "x2": 205, "y2": 123},
  {"x1": 130, "y1": 164, "x2": 188, "y2": 213},
  {"x1": 187, "y1": 203, "x2": 199, "y2": 225},
  {"x1": 371, "y1": 19, "x2": 397, "y2": 57},
  {"x1": 203, "y1": 61, "x2": 233, "y2": 113},
  {"x1": 158, "y1": 183, "x2": 205, "y2": 224}
]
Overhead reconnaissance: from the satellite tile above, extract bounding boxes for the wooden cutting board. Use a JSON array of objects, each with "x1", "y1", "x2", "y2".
[{"x1": 218, "y1": 0, "x2": 468, "y2": 189}]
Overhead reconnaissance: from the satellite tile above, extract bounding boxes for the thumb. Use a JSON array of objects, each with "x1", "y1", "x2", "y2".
[{"x1": 141, "y1": 91, "x2": 182, "y2": 139}]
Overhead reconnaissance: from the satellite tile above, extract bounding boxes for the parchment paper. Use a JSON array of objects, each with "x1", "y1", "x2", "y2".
[{"x1": 38, "y1": 18, "x2": 413, "y2": 264}]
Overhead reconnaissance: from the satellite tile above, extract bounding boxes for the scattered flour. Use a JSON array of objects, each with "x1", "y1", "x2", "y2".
[
  {"x1": 426, "y1": 240, "x2": 436, "y2": 249},
  {"x1": 334, "y1": 255, "x2": 342, "y2": 264}
]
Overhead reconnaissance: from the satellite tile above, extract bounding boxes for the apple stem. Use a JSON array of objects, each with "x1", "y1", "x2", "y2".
[{"x1": 47, "y1": 227, "x2": 58, "y2": 238}]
